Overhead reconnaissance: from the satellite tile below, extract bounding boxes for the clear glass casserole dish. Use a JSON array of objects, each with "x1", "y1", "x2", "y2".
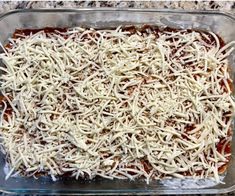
[{"x1": 0, "y1": 8, "x2": 235, "y2": 195}]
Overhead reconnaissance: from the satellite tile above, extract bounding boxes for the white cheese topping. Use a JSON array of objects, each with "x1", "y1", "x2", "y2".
[{"x1": 0, "y1": 26, "x2": 234, "y2": 184}]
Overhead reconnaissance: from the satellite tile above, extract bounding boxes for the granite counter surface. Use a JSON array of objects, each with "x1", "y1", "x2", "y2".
[
  {"x1": 0, "y1": 1, "x2": 235, "y2": 13},
  {"x1": 0, "y1": 1, "x2": 235, "y2": 196}
]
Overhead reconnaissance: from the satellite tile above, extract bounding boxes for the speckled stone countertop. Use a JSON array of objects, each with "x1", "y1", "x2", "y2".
[
  {"x1": 0, "y1": 1, "x2": 235, "y2": 196},
  {"x1": 0, "y1": 1, "x2": 235, "y2": 13}
]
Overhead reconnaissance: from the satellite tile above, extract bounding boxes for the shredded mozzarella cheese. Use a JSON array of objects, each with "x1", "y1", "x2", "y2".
[{"x1": 0, "y1": 26, "x2": 234, "y2": 184}]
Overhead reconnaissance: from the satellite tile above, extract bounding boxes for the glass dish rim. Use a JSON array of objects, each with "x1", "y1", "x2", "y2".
[
  {"x1": 0, "y1": 8, "x2": 234, "y2": 195},
  {"x1": 0, "y1": 8, "x2": 234, "y2": 21}
]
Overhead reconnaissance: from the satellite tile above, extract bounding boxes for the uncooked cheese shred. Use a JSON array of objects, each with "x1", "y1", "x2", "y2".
[{"x1": 0, "y1": 26, "x2": 234, "y2": 184}]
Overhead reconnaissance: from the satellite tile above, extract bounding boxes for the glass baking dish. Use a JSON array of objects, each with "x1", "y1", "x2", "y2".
[{"x1": 0, "y1": 8, "x2": 235, "y2": 195}]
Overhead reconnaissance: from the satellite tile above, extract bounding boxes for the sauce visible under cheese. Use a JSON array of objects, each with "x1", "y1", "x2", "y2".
[{"x1": 0, "y1": 26, "x2": 234, "y2": 184}]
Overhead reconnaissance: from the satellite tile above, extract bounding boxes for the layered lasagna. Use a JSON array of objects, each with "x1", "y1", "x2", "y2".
[{"x1": 0, "y1": 26, "x2": 234, "y2": 183}]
